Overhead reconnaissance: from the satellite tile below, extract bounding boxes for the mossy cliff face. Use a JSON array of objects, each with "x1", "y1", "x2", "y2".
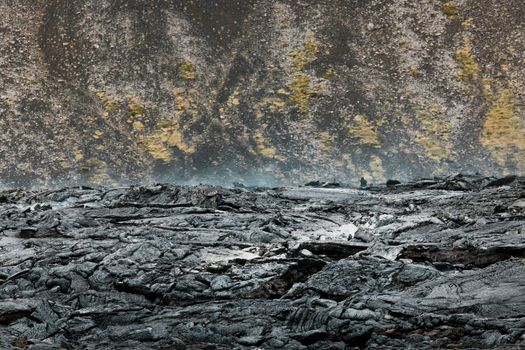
[{"x1": 1, "y1": 0, "x2": 525, "y2": 187}]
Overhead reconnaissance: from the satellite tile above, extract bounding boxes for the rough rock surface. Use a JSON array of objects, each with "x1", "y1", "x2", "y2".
[
  {"x1": 2, "y1": 1, "x2": 525, "y2": 187},
  {"x1": 1, "y1": 174, "x2": 525, "y2": 349}
]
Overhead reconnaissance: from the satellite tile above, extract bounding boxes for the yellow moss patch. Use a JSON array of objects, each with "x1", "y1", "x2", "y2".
[
  {"x1": 227, "y1": 91, "x2": 241, "y2": 107},
  {"x1": 400, "y1": 115, "x2": 411, "y2": 125},
  {"x1": 128, "y1": 100, "x2": 145, "y2": 118},
  {"x1": 415, "y1": 136, "x2": 450, "y2": 161},
  {"x1": 228, "y1": 97, "x2": 240, "y2": 106},
  {"x1": 442, "y1": 1, "x2": 459, "y2": 19},
  {"x1": 289, "y1": 75, "x2": 312, "y2": 113},
  {"x1": 173, "y1": 88, "x2": 199, "y2": 118},
  {"x1": 455, "y1": 35, "x2": 479, "y2": 81},
  {"x1": 283, "y1": 34, "x2": 321, "y2": 113},
  {"x1": 376, "y1": 118, "x2": 387, "y2": 127},
  {"x1": 79, "y1": 158, "x2": 105, "y2": 172},
  {"x1": 289, "y1": 34, "x2": 319, "y2": 71},
  {"x1": 480, "y1": 90, "x2": 525, "y2": 168},
  {"x1": 144, "y1": 144, "x2": 172, "y2": 163},
  {"x1": 74, "y1": 149, "x2": 84, "y2": 161},
  {"x1": 347, "y1": 114, "x2": 381, "y2": 147},
  {"x1": 95, "y1": 91, "x2": 119, "y2": 113},
  {"x1": 324, "y1": 68, "x2": 334, "y2": 79},
  {"x1": 179, "y1": 59, "x2": 197, "y2": 81},
  {"x1": 316, "y1": 132, "x2": 333, "y2": 153},
  {"x1": 461, "y1": 18, "x2": 474, "y2": 28},
  {"x1": 143, "y1": 121, "x2": 195, "y2": 163},
  {"x1": 104, "y1": 101, "x2": 118, "y2": 112},
  {"x1": 133, "y1": 121, "x2": 145, "y2": 132},
  {"x1": 59, "y1": 159, "x2": 72, "y2": 171},
  {"x1": 254, "y1": 131, "x2": 278, "y2": 158},
  {"x1": 271, "y1": 98, "x2": 286, "y2": 110},
  {"x1": 409, "y1": 65, "x2": 423, "y2": 77},
  {"x1": 173, "y1": 88, "x2": 189, "y2": 111},
  {"x1": 259, "y1": 97, "x2": 286, "y2": 113},
  {"x1": 482, "y1": 78, "x2": 494, "y2": 100},
  {"x1": 414, "y1": 104, "x2": 452, "y2": 162},
  {"x1": 418, "y1": 107, "x2": 450, "y2": 140},
  {"x1": 93, "y1": 130, "x2": 104, "y2": 139}
]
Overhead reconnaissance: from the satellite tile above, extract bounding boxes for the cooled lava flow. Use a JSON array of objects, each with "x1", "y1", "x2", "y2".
[{"x1": 1, "y1": 174, "x2": 525, "y2": 349}]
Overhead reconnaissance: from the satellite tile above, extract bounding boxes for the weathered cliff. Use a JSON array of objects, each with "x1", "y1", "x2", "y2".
[{"x1": 1, "y1": 0, "x2": 525, "y2": 186}]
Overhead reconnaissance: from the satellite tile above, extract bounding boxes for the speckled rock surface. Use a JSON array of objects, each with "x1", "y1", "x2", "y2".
[
  {"x1": 1, "y1": 1, "x2": 525, "y2": 187},
  {"x1": 1, "y1": 174, "x2": 525, "y2": 349}
]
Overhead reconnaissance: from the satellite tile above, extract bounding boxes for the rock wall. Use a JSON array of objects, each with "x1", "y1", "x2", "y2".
[{"x1": 1, "y1": 0, "x2": 525, "y2": 187}]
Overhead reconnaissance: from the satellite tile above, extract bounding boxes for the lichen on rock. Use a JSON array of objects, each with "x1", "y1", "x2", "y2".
[
  {"x1": 178, "y1": 59, "x2": 197, "y2": 81},
  {"x1": 95, "y1": 91, "x2": 119, "y2": 113},
  {"x1": 480, "y1": 90, "x2": 525, "y2": 170},
  {"x1": 253, "y1": 130, "x2": 278, "y2": 159},
  {"x1": 347, "y1": 114, "x2": 381, "y2": 148},
  {"x1": 289, "y1": 34, "x2": 319, "y2": 71},
  {"x1": 456, "y1": 35, "x2": 479, "y2": 81},
  {"x1": 1, "y1": 0, "x2": 525, "y2": 186},
  {"x1": 442, "y1": 1, "x2": 459, "y2": 19},
  {"x1": 414, "y1": 104, "x2": 452, "y2": 162},
  {"x1": 128, "y1": 99, "x2": 145, "y2": 118},
  {"x1": 288, "y1": 74, "x2": 312, "y2": 113},
  {"x1": 143, "y1": 120, "x2": 195, "y2": 163}
]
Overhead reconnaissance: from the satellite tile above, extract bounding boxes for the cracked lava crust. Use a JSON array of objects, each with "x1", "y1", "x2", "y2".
[{"x1": 1, "y1": 174, "x2": 525, "y2": 349}]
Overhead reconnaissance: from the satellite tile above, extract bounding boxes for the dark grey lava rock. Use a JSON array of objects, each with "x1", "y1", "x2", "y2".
[{"x1": 0, "y1": 177, "x2": 524, "y2": 348}]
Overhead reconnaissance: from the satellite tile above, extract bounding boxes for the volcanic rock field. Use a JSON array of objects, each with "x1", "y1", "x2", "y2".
[{"x1": 1, "y1": 175, "x2": 525, "y2": 349}]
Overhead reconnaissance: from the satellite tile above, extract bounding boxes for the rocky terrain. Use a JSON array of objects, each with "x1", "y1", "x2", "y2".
[
  {"x1": 0, "y1": 174, "x2": 524, "y2": 349},
  {"x1": 1, "y1": 0, "x2": 525, "y2": 187}
]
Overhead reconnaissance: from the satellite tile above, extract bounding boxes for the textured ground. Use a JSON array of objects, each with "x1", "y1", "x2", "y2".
[
  {"x1": 1, "y1": 174, "x2": 525, "y2": 349},
  {"x1": 1, "y1": 0, "x2": 525, "y2": 187}
]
